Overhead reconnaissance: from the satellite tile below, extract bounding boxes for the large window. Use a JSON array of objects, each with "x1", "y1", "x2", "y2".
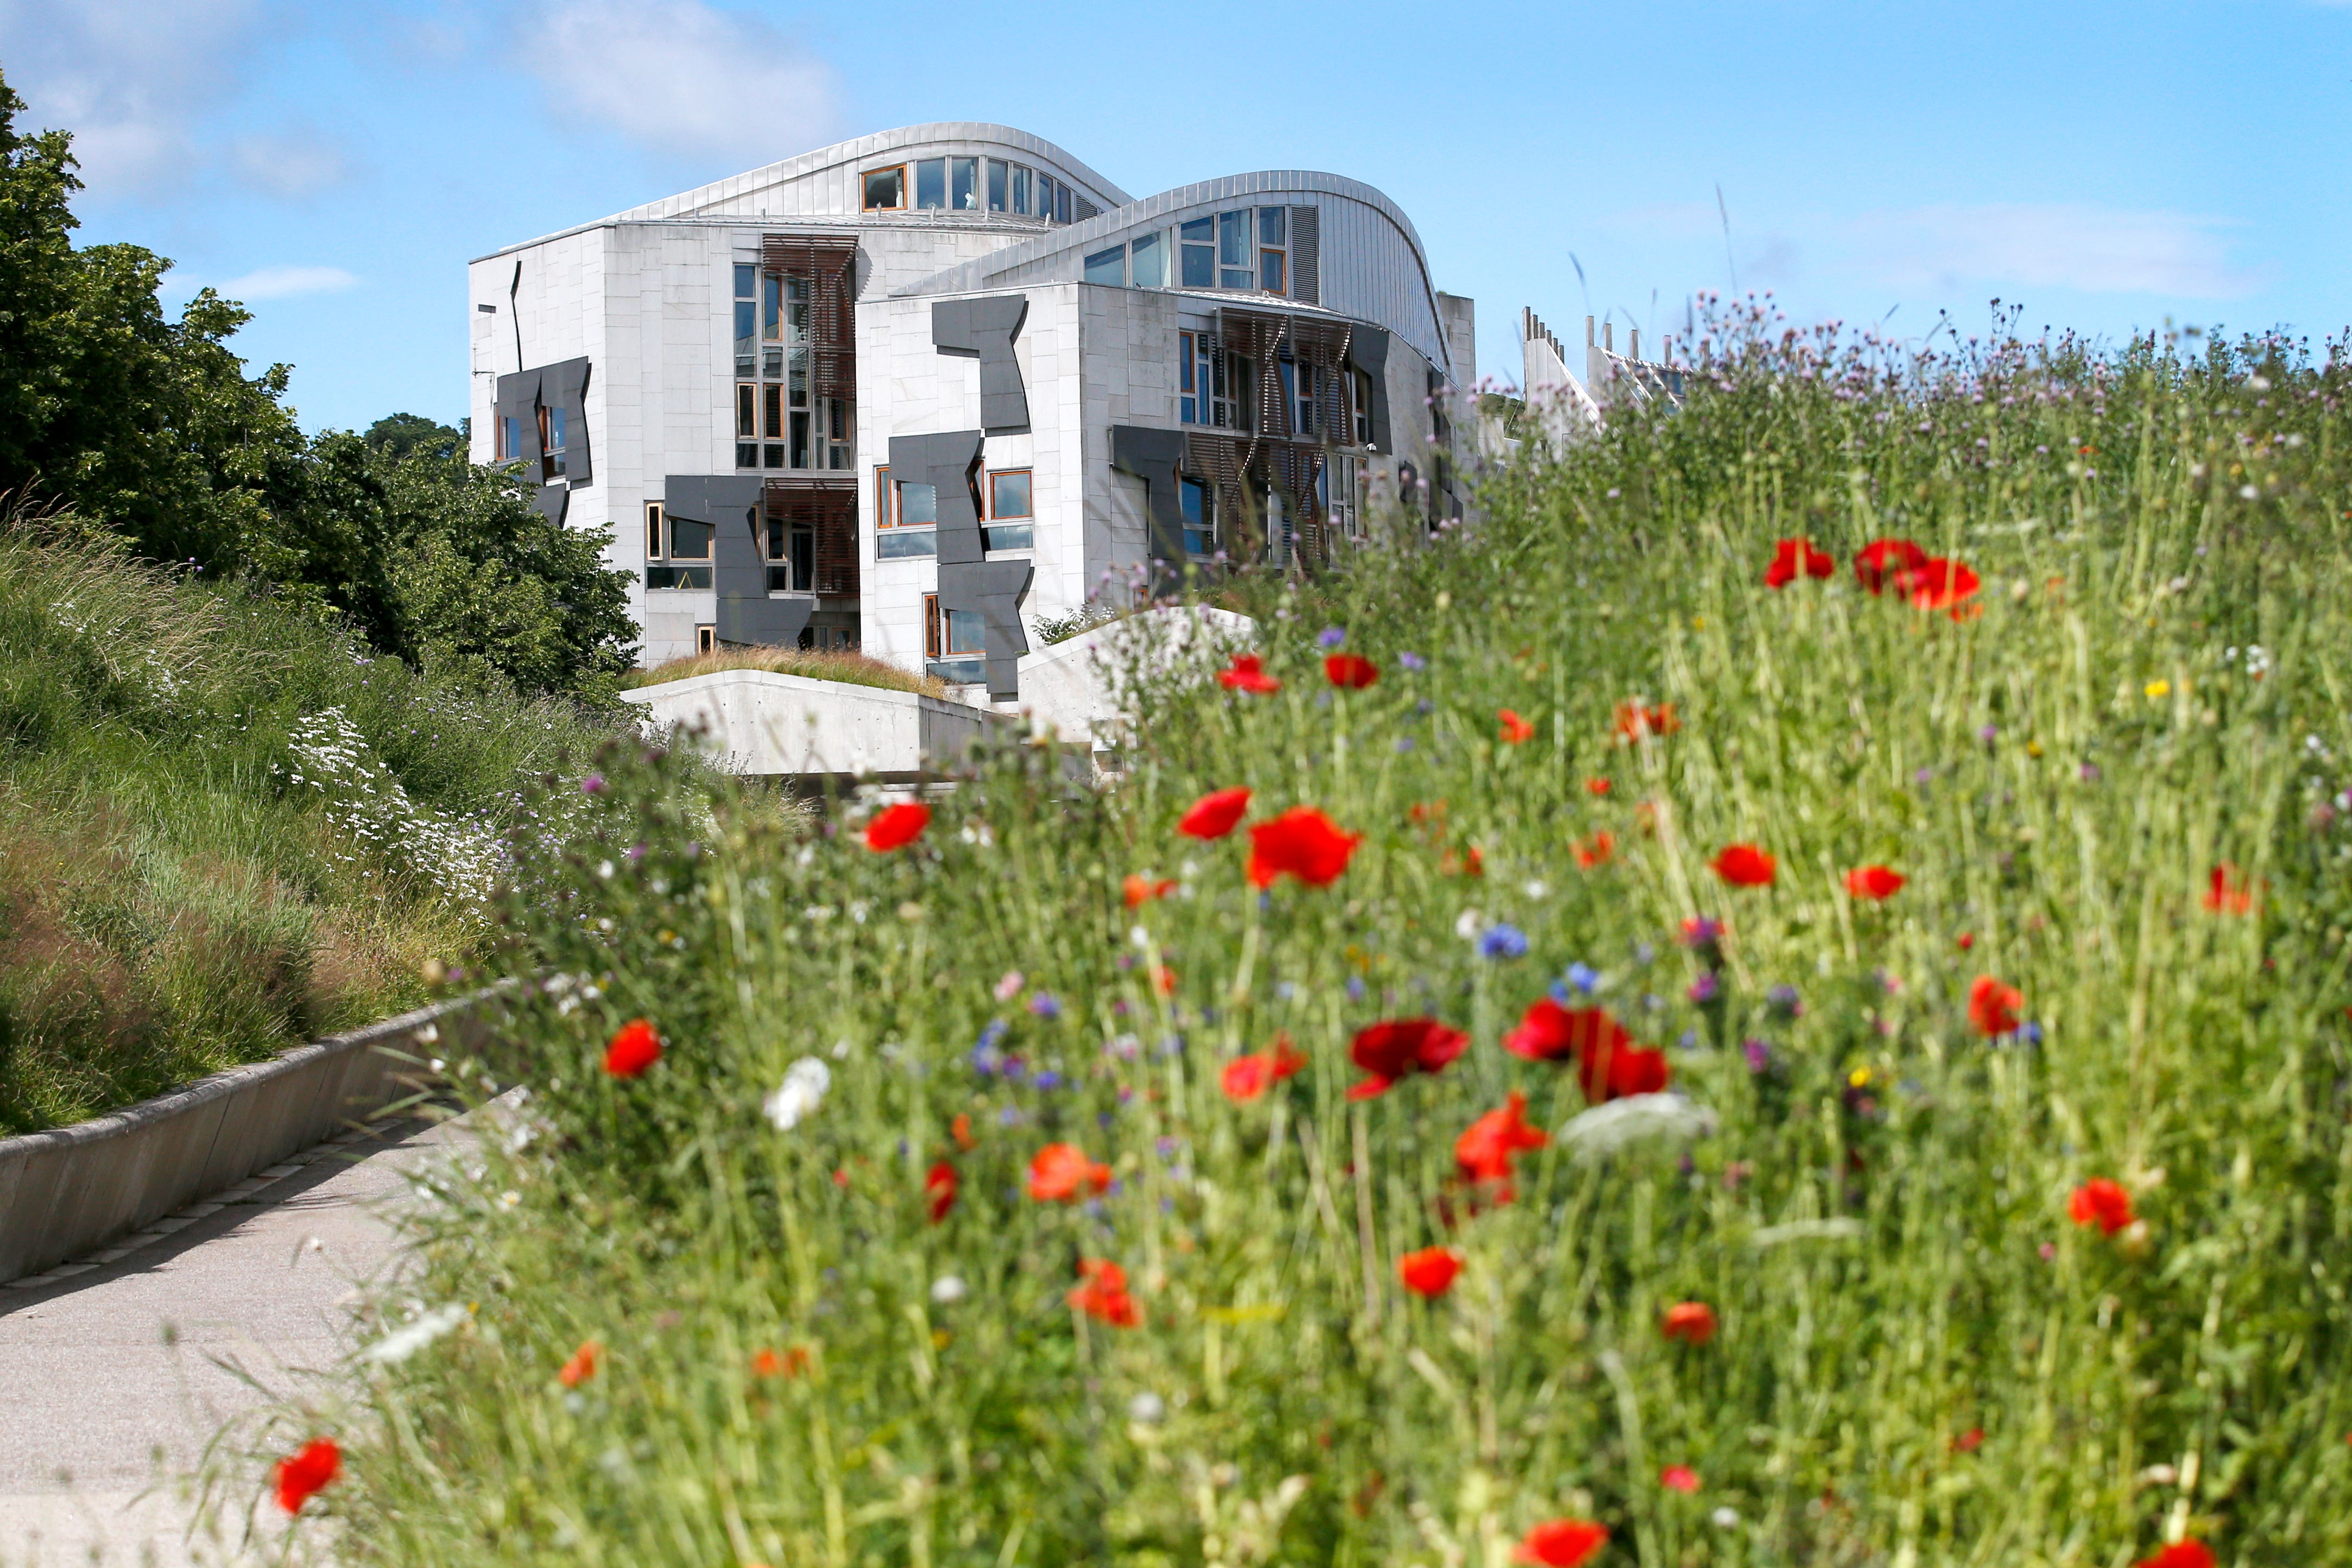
[
  {"x1": 1280, "y1": 359, "x2": 1320, "y2": 438},
  {"x1": 1181, "y1": 477, "x2": 1216, "y2": 558},
  {"x1": 1180, "y1": 217, "x2": 1215, "y2": 287},
  {"x1": 874, "y1": 464, "x2": 938, "y2": 558},
  {"x1": 1218, "y1": 209, "x2": 1253, "y2": 290},
  {"x1": 1130, "y1": 230, "x2": 1166, "y2": 288},
  {"x1": 645, "y1": 500, "x2": 714, "y2": 589},
  {"x1": 1179, "y1": 330, "x2": 1249, "y2": 430},
  {"x1": 915, "y1": 158, "x2": 947, "y2": 210},
  {"x1": 862, "y1": 166, "x2": 905, "y2": 211},
  {"x1": 765, "y1": 514, "x2": 814, "y2": 592},
  {"x1": 1162, "y1": 208, "x2": 1293, "y2": 294},
  {"x1": 986, "y1": 467, "x2": 1033, "y2": 552},
  {"x1": 1084, "y1": 245, "x2": 1126, "y2": 287},
  {"x1": 736, "y1": 263, "x2": 851, "y2": 473},
  {"x1": 924, "y1": 592, "x2": 987, "y2": 681},
  {"x1": 1258, "y1": 206, "x2": 1287, "y2": 294}
]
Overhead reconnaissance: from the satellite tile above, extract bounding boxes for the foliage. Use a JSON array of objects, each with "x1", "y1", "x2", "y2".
[
  {"x1": 285, "y1": 308, "x2": 2352, "y2": 1566},
  {"x1": 0, "y1": 74, "x2": 636, "y2": 699},
  {"x1": 0, "y1": 532, "x2": 621, "y2": 1133},
  {"x1": 617, "y1": 645, "x2": 948, "y2": 698}
]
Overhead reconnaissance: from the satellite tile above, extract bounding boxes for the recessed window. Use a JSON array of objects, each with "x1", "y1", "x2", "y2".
[
  {"x1": 1218, "y1": 209, "x2": 1253, "y2": 289},
  {"x1": 734, "y1": 265, "x2": 756, "y2": 376},
  {"x1": 1181, "y1": 477, "x2": 1216, "y2": 557},
  {"x1": 876, "y1": 464, "x2": 938, "y2": 558},
  {"x1": 697, "y1": 625, "x2": 716, "y2": 654},
  {"x1": 925, "y1": 592, "x2": 986, "y2": 679},
  {"x1": 1011, "y1": 165, "x2": 1032, "y2": 215},
  {"x1": 735, "y1": 267, "x2": 847, "y2": 472},
  {"x1": 985, "y1": 467, "x2": 1034, "y2": 551},
  {"x1": 1260, "y1": 249, "x2": 1286, "y2": 294},
  {"x1": 915, "y1": 158, "x2": 946, "y2": 210},
  {"x1": 1055, "y1": 181, "x2": 1071, "y2": 224},
  {"x1": 1179, "y1": 331, "x2": 1247, "y2": 430},
  {"x1": 951, "y1": 156, "x2": 979, "y2": 211},
  {"x1": 538, "y1": 406, "x2": 566, "y2": 480},
  {"x1": 1084, "y1": 245, "x2": 1126, "y2": 287},
  {"x1": 1130, "y1": 230, "x2": 1166, "y2": 288},
  {"x1": 643, "y1": 501, "x2": 711, "y2": 589},
  {"x1": 1180, "y1": 217, "x2": 1214, "y2": 288},
  {"x1": 670, "y1": 514, "x2": 713, "y2": 560},
  {"x1": 987, "y1": 159, "x2": 1008, "y2": 212},
  {"x1": 862, "y1": 166, "x2": 905, "y2": 210},
  {"x1": 644, "y1": 501, "x2": 664, "y2": 559}
]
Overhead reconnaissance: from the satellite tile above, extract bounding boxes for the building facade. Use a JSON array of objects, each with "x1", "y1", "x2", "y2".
[{"x1": 470, "y1": 123, "x2": 1471, "y2": 702}]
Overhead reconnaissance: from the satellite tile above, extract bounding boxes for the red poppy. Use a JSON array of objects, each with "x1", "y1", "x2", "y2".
[
  {"x1": 1899, "y1": 557, "x2": 1982, "y2": 619},
  {"x1": 1661, "y1": 1301, "x2": 1717, "y2": 1345},
  {"x1": 1220, "y1": 1033, "x2": 1307, "y2": 1103},
  {"x1": 1585, "y1": 777, "x2": 1611, "y2": 795},
  {"x1": 925, "y1": 1160, "x2": 958, "y2": 1223},
  {"x1": 2202, "y1": 863, "x2": 2253, "y2": 915},
  {"x1": 1968, "y1": 975, "x2": 2024, "y2": 1036},
  {"x1": 1660, "y1": 1465, "x2": 1701, "y2": 1494},
  {"x1": 751, "y1": 1345, "x2": 810, "y2": 1379},
  {"x1": 603, "y1": 1018, "x2": 661, "y2": 1078},
  {"x1": 951, "y1": 1112, "x2": 976, "y2": 1152},
  {"x1": 1151, "y1": 962, "x2": 1178, "y2": 996},
  {"x1": 1498, "y1": 708, "x2": 1535, "y2": 744},
  {"x1": 1027, "y1": 1142, "x2": 1111, "y2": 1202},
  {"x1": 1346, "y1": 1017, "x2": 1469, "y2": 1099},
  {"x1": 1764, "y1": 537, "x2": 1836, "y2": 589},
  {"x1": 1514, "y1": 1519, "x2": 1609, "y2": 1567},
  {"x1": 1854, "y1": 537, "x2": 1930, "y2": 595},
  {"x1": 273, "y1": 1438, "x2": 342, "y2": 1514},
  {"x1": 1325, "y1": 653, "x2": 1380, "y2": 689},
  {"x1": 1615, "y1": 700, "x2": 1679, "y2": 741},
  {"x1": 2134, "y1": 1545, "x2": 2216, "y2": 1568},
  {"x1": 1582, "y1": 1038, "x2": 1670, "y2": 1103},
  {"x1": 1575, "y1": 831, "x2": 1616, "y2": 869},
  {"x1": 1247, "y1": 806, "x2": 1363, "y2": 888},
  {"x1": 1950, "y1": 1427, "x2": 1985, "y2": 1454},
  {"x1": 2068, "y1": 1177, "x2": 2135, "y2": 1236},
  {"x1": 1456, "y1": 1091, "x2": 1548, "y2": 1195},
  {"x1": 1712, "y1": 843, "x2": 1776, "y2": 887},
  {"x1": 1845, "y1": 865, "x2": 1905, "y2": 900},
  {"x1": 1177, "y1": 786, "x2": 1253, "y2": 839},
  {"x1": 558, "y1": 1338, "x2": 602, "y2": 1387},
  {"x1": 864, "y1": 801, "x2": 931, "y2": 851},
  {"x1": 1068, "y1": 1258, "x2": 1141, "y2": 1326},
  {"x1": 1123, "y1": 872, "x2": 1179, "y2": 907},
  {"x1": 1217, "y1": 652, "x2": 1281, "y2": 694},
  {"x1": 1503, "y1": 998, "x2": 1628, "y2": 1064},
  {"x1": 1440, "y1": 844, "x2": 1487, "y2": 878},
  {"x1": 1398, "y1": 1246, "x2": 1462, "y2": 1298}
]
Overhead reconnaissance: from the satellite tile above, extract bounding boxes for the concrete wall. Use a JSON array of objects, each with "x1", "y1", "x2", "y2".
[
  {"x1": 623, "y1": 668, "x2": 1001, "y2": 780},
  {"x1": 1016, "y1": 605, "x2": 1255, "y2": 752},
  {"x1": 0, "y1": 995, "x2": 497, "y2": 1285}
]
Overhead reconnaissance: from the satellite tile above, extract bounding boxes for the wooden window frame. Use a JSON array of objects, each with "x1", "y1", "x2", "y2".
[
  {"x1": 644, "y1": 501, "x2": 665, "y2": 559},
  {"x1": 1260, "y1": 248, "x2": 1286, "y2": 295},
  {"x1": 696, "y1": 625, "x2": 716, "y2": 655},
  {"x1": 861, "y1": 165, "x2": 907, "y2": 212},
  {"x1": 923, "y1": 592, "x2": 941, "y2": 659},
  {"x1": 986, "y1": 467, "x2": 1033, "y2": 520}
]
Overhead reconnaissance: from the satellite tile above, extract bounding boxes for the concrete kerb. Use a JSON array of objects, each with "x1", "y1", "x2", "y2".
[{"x1": 0, "y1": 991, "x2": 505, "y2": 1286}]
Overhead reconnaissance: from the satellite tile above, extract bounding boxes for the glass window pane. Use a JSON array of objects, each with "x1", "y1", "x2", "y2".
[
  {"x1": 764, "y1": 443, "x2": 786, "y2": 469},
  {"x1": 734, "y1": 263, "x2": 755, "y2": 298},
  {"x1": 763, "y1": 383, "x2": 782, "y2": 439},
  {"x1": 951, "y1": 156, "x2": 978, "y2": 211},
  {"x1": 863, "y1": 167, "x2": 903, "y2": 209},
  {"x1": 1179, "y1": 332, "x2": 1193, "y2": 393},
  {"x1": 737, "y1": 384, "x2": 755, "y2": 438},
  {"x1": 1221, "y1": 269, "x2": 1252, "y2": 290},
  {"x1": 1219, "y1": 210, "x2": 1251, "y2": 267},
  {"x1": 1130, "y1": 231, "x2": 1165, "y2": 287},
  {"x1": 792, "y1": 410, "x2": 810, "y2": 469},
  {"x1": 762, "y1": 274, "x2": 780, "y2": 340},
  {"x1": 1261, "y1": 249, "x2": 1286, "y2": 294},
  {"x1": 1011, "y1": 166, "x2": 1031, "y2": 214},
  {"x1": 945, "y1": 609, "x2": 986, "y2": 654},
  {"x1": 734, "y1": 301, "x2": 755, "y2": 361},
  {"x1": 1055, "y1": 183, "x2": 1071, "y2": 223},
  {"x1": 878, "y1": 530, "x2": 935, "y2": 558},
  {"x1": 1179, "y1": 216, "x2": 1213, "y2": 243},
  {"x1": 1084, "y1": 245, "x2": 1126, "y2": 286},
  {"x1": 897, "y1": 482, "x2": 938, "y2": 527},
  {"x1": 1035, "y1": 175, "x2": 1054, "y2": 220},
  {"x1": 915, "y1": 159, "x2": 946, "y2": 209},
  {"x1": 737, "y1": 441, "x2": 759, "y2": 468},
  {"x1": 988, "y1": 160, "x2": 1008, "y2": 212},
  {"x1": 990, "y1": 470, "x2": 1032, "y2": 518},
  {"x1": 1181, "y1": 245, "x2": 1215, "y2": 288},
  {"x1": 1259, "y1": 207, "x2": 1286, "y2": 246},
  {"x1": 672, "y1": 517, "x2": 713, "y2": 559}
]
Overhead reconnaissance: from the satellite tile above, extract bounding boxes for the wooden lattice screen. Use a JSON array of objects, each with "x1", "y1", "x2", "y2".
[
  {"x1": 761, "y1": 235, "x2": 859, "y2": 404},
  {"x1": 763, "y1": 477, "x2": 859, "y2": 598}
]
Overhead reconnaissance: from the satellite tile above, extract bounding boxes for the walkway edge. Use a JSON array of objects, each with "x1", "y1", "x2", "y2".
[{"x1": 0, "y1": 992, "x2": 504, "y2": 1285}]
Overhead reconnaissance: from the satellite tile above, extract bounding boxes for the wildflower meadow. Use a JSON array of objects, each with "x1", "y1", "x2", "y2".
[{"x1": 267, "y1": 311, "x2": 2352, "y2": 1566}]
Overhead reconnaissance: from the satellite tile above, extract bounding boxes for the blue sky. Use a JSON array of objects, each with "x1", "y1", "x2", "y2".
[{"x1": 4, "y1": 0, "x2": 2345, "y2": 434}]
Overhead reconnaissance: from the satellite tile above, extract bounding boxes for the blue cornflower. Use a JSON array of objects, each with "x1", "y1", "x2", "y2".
[
  {"x1": 1478, "y1": 924, "x2": 1529, "y2": 960},
  {"x1": 1033, "y1": 1070, "x2": 1063, "y2": 1090},
  {"x1": 1687, "y1": 972, "x2": 1719, "y2": 1003},
  {"x1": 1555, "y1": 961, "x2": 1601, "y2": 998},
  {"x1": 1029, "y1": 992, "x2": 1063, "y2": 1020},
  {"x1": 1399, "y1": 651, "x2": 1426, "y2": 671},
  {"x1": 1317, "y1": 626, "x2": 1347, "y2": 648}
]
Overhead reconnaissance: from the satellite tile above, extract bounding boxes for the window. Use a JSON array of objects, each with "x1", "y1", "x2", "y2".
[
  {"x1": 697, "y1": 625, "x2": 716, "y2": 655},
  {"x1": 644, "y1": 501, "x2": 664, "y2": 559},
  {"x1": 1352, "y1": 366, "x2": 1376, "y2": 447},
  {"x1": 1326, "y1": 453, "x2": 1363, "y2": 540},
  {"x1": 1130, "y1": 230, "x2": 1166, "y2": 288},
  {"x1": 1011, "y1": 165, "x2": 1032, "y2": 215},
  {"x1": 765, "y1": 514, "x2": 814, "y2": 592},
  {"x1": 1180, "y1": 217, "x2": 1215, "y2": 287},
  {"x1": 539, "y1": 406, "x2": 566, "y2": 480},
  {"x1": 497, "y1": 414, "x2": 526, "y2": 463},
  {"x1": 862, "y1": 166, "x2": 905, "y2": 211},
  {"x1": 670, "y1": 514, "x2": 713, "y2": 560},
  {"x1": 951, "y1": 156, "x2": 979, "y2": 211},
  {"x1": 915, "y1": 158, "x2": 946, "y2": 210},
  {"x1": 1181, "y1": 477, "x2": 1216, "y2": 558},
  {"x1": 735, "y1": 267, "x2": 848, "y2": 473},
  {"x1": 1035, "y1": 172, "x2": 1055, "y2": 222},
  {"x1": 987, "y1": 467, "x2": 1033, "y2": 551},
  {"x1": 647, "y1": 503, "x2": 713, "y2": 589},
  {"x1": 1179, "y1": 331, "x2": 1249, "y2": 430},
  {"x1": 1260, "y1": 249, "x2": 1286, "y2": 294},
  {"x1": 925, "y1": 592, "x2": 986, "y2": 679},
  {"x1": 1084, "y1": 245, "x2": 1125, "y2": 287},
  {"x1": 1218, "y1": 209, "x2": 1252, "y2": 289},
  {"x1": 875, "y1": 464, "x2": 938, "y2": 558},
  {"x1": 1055, "y1": 182, "x2": 1071, "y2": 224},
  {"x1": 987, "y1": 159, "x2": 1008, "y2": 212}
]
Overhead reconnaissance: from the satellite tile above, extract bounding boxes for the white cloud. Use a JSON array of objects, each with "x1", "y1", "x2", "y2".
[
  {"x1": 0, "y1": 0, "x2": 264, "y2": 193},
  {"x1": 1850, "y1": 203, "x2": 2262, "y2": 299},
  {"x1": 524, "y1": 0, "x2": 838, "y2": 161},
  {"x1": 214, "y1": 264, "x2": 358, "y2": 299},
  {"x1": 227, "y1": 128, "x2": 352, "y2": 200}
]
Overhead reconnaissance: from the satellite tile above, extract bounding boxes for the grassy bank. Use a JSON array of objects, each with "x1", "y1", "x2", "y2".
[
  {"x1": 290, "y1": 317, "x2": 2352, "y2": 1565},
  {"x1": 618, "y1": 646, "x2": 949, "y2": 698},
  {"x1": 0, "y1": 534, "x2": 618, "y2": 1133}
]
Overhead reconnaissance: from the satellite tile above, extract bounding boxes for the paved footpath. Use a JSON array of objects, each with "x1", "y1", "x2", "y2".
[{"x1": 0, "y1": 1112, "x2": 471, "y2": 1566}]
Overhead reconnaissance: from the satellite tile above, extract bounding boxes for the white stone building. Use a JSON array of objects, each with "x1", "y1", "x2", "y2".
[{"x1": 470, "y1": 123, "x2": 1472, "y2": 703}]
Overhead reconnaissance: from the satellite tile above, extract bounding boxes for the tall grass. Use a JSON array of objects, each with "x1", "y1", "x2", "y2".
[
  {"x1": 286, "y1": 315, "x2": 2352, "y2": 1566},
  {"x1": 618, "y1": 645, "x2": 948, "y2": 698},
  {"x1": 0, "y1": 532, "x2": 621, "y2": 1131}
]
